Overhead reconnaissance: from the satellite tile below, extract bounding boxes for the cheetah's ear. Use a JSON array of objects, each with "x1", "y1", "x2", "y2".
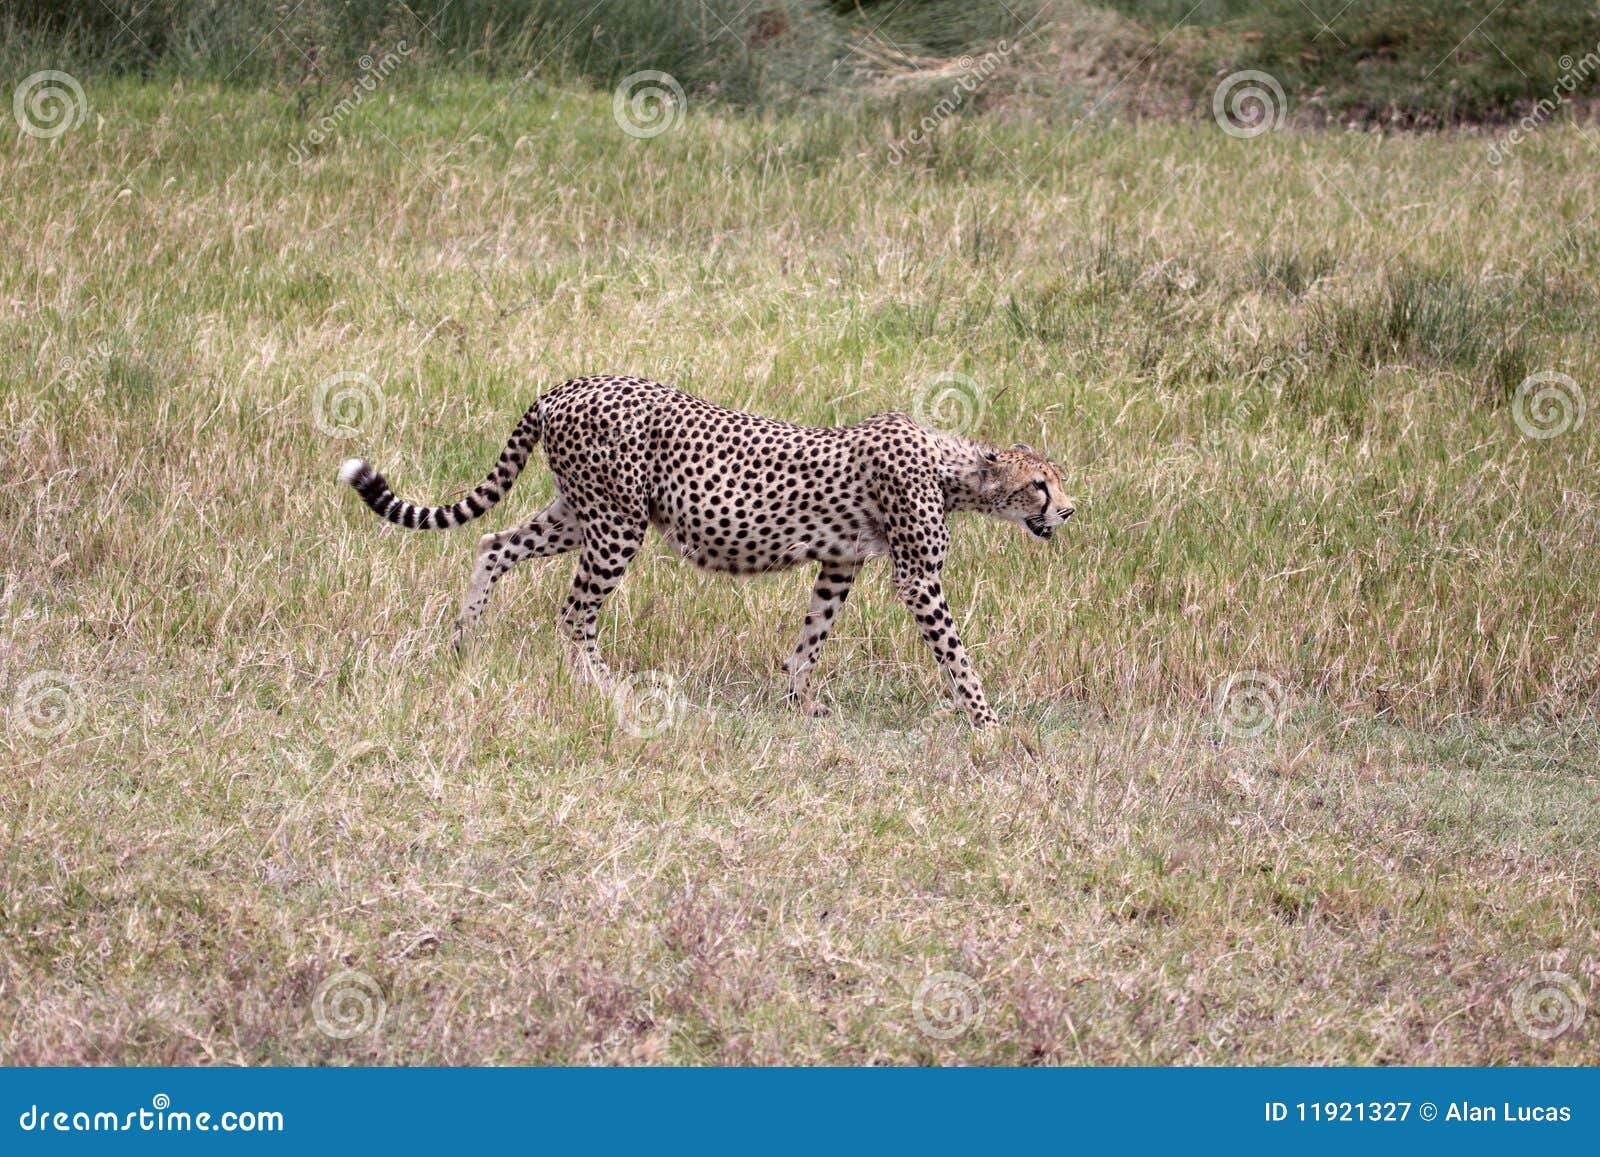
[
  {"x1": 1009, "y1": 442, "x2": 1033, "y2": 454},
  {"x1": 976, "y1": 450, "x2": 1005, "y2": 494}
]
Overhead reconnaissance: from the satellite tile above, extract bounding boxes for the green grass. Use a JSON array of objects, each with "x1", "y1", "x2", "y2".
[
  {"x1": 1, "y1": 0, "x2": 852, "y2": 102},
  {"x1": 1, "y1": 72, "x2": 1598, "y2": 1064},
  {"x1": 11, "y1": 1, "x2": 1595, "y2": 126},
  {"x1": 1, "y1": 0, "x2": 1018, "y2": 97},
  {"x1": 1098, "y1": 0, "x2": 1600, "y2": 125}
]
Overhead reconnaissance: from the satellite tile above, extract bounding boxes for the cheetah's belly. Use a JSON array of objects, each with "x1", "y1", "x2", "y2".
[
  {"x1": 651, "y1": 506, "x2": 887, "y2": 575},
  {"x1": 644, "y1": 436, "x2": 883, "y2": 574}
]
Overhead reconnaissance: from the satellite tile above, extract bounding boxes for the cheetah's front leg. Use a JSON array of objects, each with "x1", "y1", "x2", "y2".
[
  {"x1": 784, "y1": 564, "x2": 859, "y2": 716},
  {"x1": 894, "y1": 570, "x2": 1000, "y2": 729}
]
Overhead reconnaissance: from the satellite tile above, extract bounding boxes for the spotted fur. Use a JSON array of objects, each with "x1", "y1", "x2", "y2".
[{"x1": 339, "y1": 374, "x2": 1075, "y2": 727}]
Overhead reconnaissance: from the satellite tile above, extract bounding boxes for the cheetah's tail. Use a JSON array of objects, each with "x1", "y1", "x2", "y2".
[{"x1": 338, "y1": 403, "x2": 542, "y2": 530}]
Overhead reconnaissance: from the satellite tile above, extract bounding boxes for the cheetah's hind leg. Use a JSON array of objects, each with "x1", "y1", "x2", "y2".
[
  {"x1": 453, "y1": 498, "x2": 580, "y2": 653},
  {"x1": 556, "y1": 514, "x2": 647, "y2": 693}
]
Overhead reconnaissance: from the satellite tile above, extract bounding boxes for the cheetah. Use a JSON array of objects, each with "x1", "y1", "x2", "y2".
[{"x1": 338, "y1": 374, "x2": 1075, "y2": 728}]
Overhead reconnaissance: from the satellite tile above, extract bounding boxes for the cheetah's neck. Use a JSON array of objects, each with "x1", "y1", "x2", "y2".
[{"x1": 926, "y1": 428, "x2": 993, "y2": 512}]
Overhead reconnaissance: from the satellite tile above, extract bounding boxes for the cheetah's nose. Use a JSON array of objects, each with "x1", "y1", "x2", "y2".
[{"x1": 1059, "y1": 507, "x2": 1075, "y2": 521}]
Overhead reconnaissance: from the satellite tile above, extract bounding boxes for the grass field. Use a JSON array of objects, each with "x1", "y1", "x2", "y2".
[
  {"x1": 2, "y1": 51, "x2": 1598, "y2": 1063},
  {"x1": 1095, "y1": 0, "x2": 1600, "y2": 126}
]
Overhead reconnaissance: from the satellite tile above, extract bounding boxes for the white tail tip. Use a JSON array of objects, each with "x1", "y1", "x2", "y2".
[{"x1": 338, "y1": 458, "x2": 369, "y2": 485}]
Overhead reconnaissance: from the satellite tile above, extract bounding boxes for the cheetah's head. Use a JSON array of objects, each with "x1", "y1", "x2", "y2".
[{"x1": 980, "y1": 444, "x2": 1075, "y2": 540}]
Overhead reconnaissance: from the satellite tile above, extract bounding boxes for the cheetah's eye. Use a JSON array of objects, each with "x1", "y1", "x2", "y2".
[{"x1": 1034, "y1": 481, "x2": 1049, "y2": 492}]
